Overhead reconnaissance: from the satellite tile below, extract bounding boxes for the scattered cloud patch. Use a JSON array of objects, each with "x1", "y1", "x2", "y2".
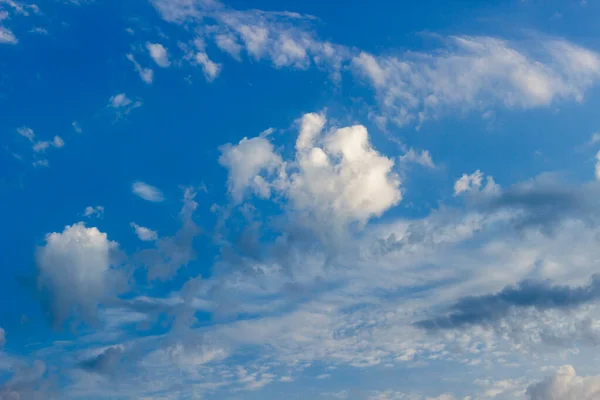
[
  {"x1": 132, "y1": 181, "x2": 164, "y2": 202},
  {"x1": 147, "y1": 42, "x2": 170, "y2": 67},
  {"x1": 83, "y1": 206, "x2": 104, "y2": 218},
  {"x1": 130, "y1": 222, "x2": 158, "y2": 241},
  {"x1": 126, "y1": 53, "x2": 154, "y2": 84}
]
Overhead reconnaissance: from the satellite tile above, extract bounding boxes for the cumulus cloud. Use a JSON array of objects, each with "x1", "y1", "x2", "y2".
[
  {"x1": 126, "y1": 53, "x2": 154, "y2": 84},
  {"x1": 132, "y1": 181, "x2": 164, "y2": 202},
  {"x1": 399, "y1": 148, "x2": 435, "y2": 168},
  {"x1": 527, "y1": 365, "x2": 600, "y2": 400},
  {"x1": 36, "y1": 222, "x2": 121, "y2": 324},
  {"x1": 195, "y1": 51, "x2": 221, "y2": 81},
  {"x1": 218, "y1": 136, "x2": 283, "y2": 203},
  {"x1": 130, "y1": 222, "x2": 158, "y2": 241},
  {"x1": 147, "y1": 42, "x2": 170, "y2": 67},
  {"x1": 416, "y1": 274, "x2": 600, "y2": 330},
  {"x1": 219, "y1": 112, "x2": 401, "y2": 226}
]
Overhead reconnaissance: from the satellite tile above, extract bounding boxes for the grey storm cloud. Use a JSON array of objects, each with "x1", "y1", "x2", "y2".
[{"x1": 416, "y1": 275, "x2": 600, "y2": 330}]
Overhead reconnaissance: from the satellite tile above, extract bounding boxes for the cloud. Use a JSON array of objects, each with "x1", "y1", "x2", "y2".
[
  {"x1": 79, "y1": 346, "x2": 123, "y2": 376},
  {"x1": 108, "y1": 93, "x2": 142, "y2": 117},
  {"x1": 16, "y1": 126, "x2": 34, "y2": 142},
  {"x1": 195, "y1": 51, "x2": 221, "y2": 81},
  {"x1": 595, "y1": 151, "x2": 600, "y2": 180},
  {"x1": 399, "y1": 148, "x2": 435, "y2": 168},
  {"x1": 416, "y1": 274, "x2": 600, "y2": 330},
  {"x1": 454, "y1": 170, "x2": 498, "y2": 196},
  {"x1": 52, "y1": 136, "x2": 64, "y2": 148},
  {"x1": 32, "y1": 140, "x2": 49, "y2": 153},
  {"x1": 72, "y1": 121, "x2": 82, "y2": 133},
  {"x1": 0, "y1": 26, "x2": 17, "y2": 44},
  {"x1": 132, "y1": 181, "x2": 164, "y2": 202},
  {"x1": 352, "y1": 38, "x2": 600, "y2": 127},
  {"x1": 0, "y1": 327, "x2": 4, "y2": 348},
  {"x1": 218, "y1": 136, "x2": 283, "y2": 203},
  {"x1": 130, "y1": 222, "x2": 158, "y2": 241},
  {"x1": 36, "y1": 222, "x2": 121, "y2": 324},
  {"x1": 126, "y1": 53, "x2": 154, "y2": 84},
  {"x1": 0, "y1": 360, "x2": 52, "y2": 399},
  {"x1": 219, "y1": 112, "x2": 401, "y2": 226},
  {"x1": 151, "y1": 0, "x2": 600, "y2": 128},
  {"x1": 527, "y1": 365, "x2": 600, "y2": 400},
  {"x1": 136, "y1": 187, "x2": 200, "y2": 280},
  {"x1": 83, "y1": 205, "x2": 104, "y2": 218},
  {"x1": 146, "y1": 42, "x2": 170, "y2": 67}
]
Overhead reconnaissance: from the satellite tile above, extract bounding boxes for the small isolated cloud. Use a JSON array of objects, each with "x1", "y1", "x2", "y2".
[
  {"x1": 0, "y1": 26, "x2": 17, "y2": 44},
  {"x1": 72, "y1": 121, "x2": 82, "y2": 133},
  {"x1": 126, "y1": 53, "x2": 153, "y2": 84},
  {"x1": 29, "y1": 26, "x2": 47, "y2": 35},
  {"x1": 132, "y1": 181, "x2": 164, "y2": 202},
  {"x1": 130, "y1": 222, "x2": 158, "y2": 241},
  {"x1": 195, "y1": 51, "x2": 221, "y2": 81},
  {"x1": 527, "y1": 365, "x2": 600, "y2": 400},
  {"x1": 454, "y1": 170, "x2": 499, "y2": 196},
  {"x1": 147, "y1": 42, "x2": 170, "y2": 67},
  {"x1": 32, "y1": 159, "x2": 49, "y2": 168},
  {"x1": 108, "y1": 93, "x2": 142, "y2": 118},
  {"x1": 16, "y1": 126, "x2": 35, "y2": 142},
  {"x1": 32, "y1": 141, "x2": 49, "y2": 153},
  {"x1": 52, "y1": 136, "x2": 64, "y2": 148},
  {"x1": 36, "y1": 222, "x2": 121, "y2": 325},
  {"x1": 399, "y1": 148, "x2": 435, "y2": 168},
  {"x1": 83, "y1": 205, "x2": 104, "y2": 218}
]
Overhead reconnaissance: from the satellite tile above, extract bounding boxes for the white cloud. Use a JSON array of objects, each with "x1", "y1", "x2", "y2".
[
  {"x1": 219, "y1": 136, "x2": 283, "y2": 203},
  {"x1": 0, "y1": 25, "x2": 16, "y2": 44},
  {"x1": 84, "y1": 206, "x2": 104, "y2": 218},
  {"x1": 130, "y1": 222, "x2": 158, "y2": 241},
  {"x1": 109, "y1": 93, "x2": 132, "y2": 108},
  {"x1": 527, "y1": 365, "x2": 600, "y2": 400},
  {"x1": 32, "y1": 159, "x2": 48, "y2": 168},
  {"x1": 52, "y1": 135, "x2": 64, "y2": 148},
  {"x1": 32, "y1": 140, "x2": 49, "y2": 152},
  {"x1": 72, "y1": 121, "x2": 82, "y2": 133},
  {"x1": 595, "y1": 151, "x2": 600, "y2": 180},
  {"x1": 132, "y1": 181, "x2": 164, "y2": 202},
  {"x1": 399, "y1": 148, "x2": 435, "y2": 168},
  {"x1": 16, "y1": 126, "x2": 34, "y2": 141},
  {"x1": 147, "y1": 42, "x2": 170, "y2": 67},
  {"x1": 454, "y1": 170, "x2": 499, "y2": 196},
  {"x1": 36, "y1": 222, "x2": 120, "y2": 324},
  {"x1": 220, "y1": 112, "x2": 401, "y2": 226},
  {"x1": 195, "y1": 51, "x2": 221, "y2": 81},
  {"x1": 108, "y1": 93, "x2": 142, "y2": 117},
  {"x1": 215, "y1": 33, "x2": 242, "y2": 60},
  {"x1": 126, "y1": 53, "x2": 154, "y2": 84}
]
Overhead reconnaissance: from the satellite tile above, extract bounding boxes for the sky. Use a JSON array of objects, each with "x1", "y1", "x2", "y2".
[{"x1": 2, "y1": 0, "x2": 600, "y2": 399}]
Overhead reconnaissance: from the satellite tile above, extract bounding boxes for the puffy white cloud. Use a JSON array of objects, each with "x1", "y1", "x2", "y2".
[
  {"x1": 36, "y1": 222, "x2": 120, "y2": 324},
  {"x1": 52, "y1": 135, "x2": 64, "y2": 148},
  {"x1": 84, "y1": 205, "x2": 104, "y2": 218},
  {"x1": 595, "y1": 151, "x2": 600, "y2": 180},
  {"x1": 32, "y1": 140, "x2": 49, "y2": 153},
  {"x1": 219, "y1": 136, "x2": 283, "y2": 203},
  {"x1": 220, "y1": 112, "x2": 401, "y2": 226},
  {"x1": 146, "y1": 42, "x2": 170, "y2": 67},
  {"x1": 215, "y1": 33, "x2": 242, "y2": 60},
  {"x1": 130, "y1": 222, "x2": 158, "y2": 241},
  {"x1": 108, "y1": 93, "x2": 142, "y2": 117},
  {"x1": 527, "y1": 365, "x2": 600, "y2": 400},
  {"x1": 126, "y1": 53, "x2": 154, "y2": 84},
  {"x1": 132, "y1": 181, "x2": 164, "y2": 202}
]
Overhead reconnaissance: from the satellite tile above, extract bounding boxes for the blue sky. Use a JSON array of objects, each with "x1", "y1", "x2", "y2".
[{"x1": 2, "y1": 0, "x2": 600, "y2": 399}]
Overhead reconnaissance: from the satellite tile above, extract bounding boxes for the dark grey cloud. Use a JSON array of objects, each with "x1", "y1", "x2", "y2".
[
  {"x1": 79, "y1": 346, "x2": 123, "y2": 376},
  {"x1": 416, "y1": 275, "x2": 600, "y2": 330}
]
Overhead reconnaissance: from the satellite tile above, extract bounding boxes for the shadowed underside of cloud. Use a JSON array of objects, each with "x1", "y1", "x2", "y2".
[{"x1": 416, "y1": 275, "x2": 600, "y2": 330}]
